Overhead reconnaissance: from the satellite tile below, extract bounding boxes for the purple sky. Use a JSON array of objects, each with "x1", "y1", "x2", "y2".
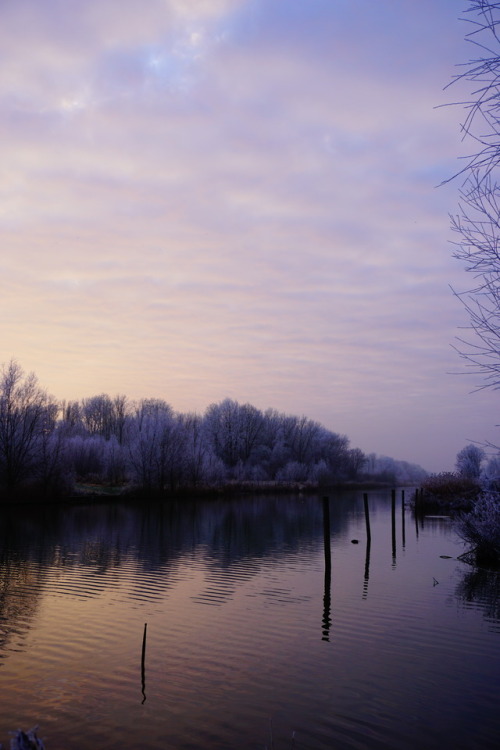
[{"x1": 1, "y1": 0, "x2": 497, "y2": 473}]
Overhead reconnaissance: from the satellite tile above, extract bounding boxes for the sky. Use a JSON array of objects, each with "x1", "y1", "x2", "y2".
[{"x1": 1, "y1": 0, "x2": 499, "y2": 474}]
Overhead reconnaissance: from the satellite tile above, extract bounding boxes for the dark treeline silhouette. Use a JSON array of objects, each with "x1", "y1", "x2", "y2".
[{"x1": 0, "y1": 360, "x2": 427, "y2": 499}]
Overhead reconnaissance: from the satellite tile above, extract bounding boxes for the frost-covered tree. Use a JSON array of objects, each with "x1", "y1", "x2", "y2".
[
  {"x1": 65, "y1": 434, "x2": 106, "y2": 481},
  {"x1": 483, "y1": 454, "x2": 500, "y2": 485},
  {"x1": 457, "y1": 491, "x2": 500, "y2": 565},
  {"x1": 204, "y1": 399, "x2": 265, "y2": 473},
  {"x1": 447, "y1": 1, "x2": 500, "y2": 387},
  {"x1": 456, "y1": 443, "x2": 486, "y2": 479},
  {"x1": 127, "y1": 404, "x2": 185, "y2": 493},
  {"x1": 345, "y1": 447, "x2": 367, "y2": 480},
  {"x1": 180, "y1": 413, "x2": 214, "y2": 486},
  {"x1": 80, "y1": 393, "x2": 130, "y2": 442},
  {"x1": 81, "y1": 394, "x2": 115, "y2": 438}
]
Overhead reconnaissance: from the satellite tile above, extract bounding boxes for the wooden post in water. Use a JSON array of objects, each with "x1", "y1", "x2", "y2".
[
  {"x1": 322, "y1": 497, "x2": 332, "y2": 641},
  {"x1": 141, "y1": 622, "x2": 147, "y2": 704}
]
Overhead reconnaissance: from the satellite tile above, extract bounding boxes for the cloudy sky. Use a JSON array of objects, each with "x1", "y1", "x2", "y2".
[{"x1": 1, "y1": 0, "x2": 498, "y2": 473}]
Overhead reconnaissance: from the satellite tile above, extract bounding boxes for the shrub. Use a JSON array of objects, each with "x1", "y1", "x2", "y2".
[
  {"x1": 419, "y1": 472, "x2": 481, "y2": 509},
  {"x1": 457, "y1": 491, "x2": 500, "y2": 567}
]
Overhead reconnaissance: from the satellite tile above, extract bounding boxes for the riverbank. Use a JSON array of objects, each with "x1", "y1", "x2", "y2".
[{"x1": 0, "y1": 478, "x2": 406, "y2": 505}]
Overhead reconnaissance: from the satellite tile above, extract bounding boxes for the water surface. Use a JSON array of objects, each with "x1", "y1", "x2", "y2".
[{"x1": 1, "y1": 490, "x2": 499, "y2": 749}]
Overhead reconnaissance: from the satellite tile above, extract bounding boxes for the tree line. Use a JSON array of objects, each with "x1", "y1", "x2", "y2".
[{"x1": 0, "y1": 360, "x2": 427, "y2": 499}]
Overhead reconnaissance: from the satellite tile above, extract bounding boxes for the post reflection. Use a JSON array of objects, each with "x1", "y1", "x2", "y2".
[
  {"x1": 141, "y1": 622, "x2": 147, "y2": 704},
  {"x1": 322, "y1": 497, "x2": 332, "y2": 642},
  {"x1": 401, "y1": 490, "x2": 406, "y2": 549},
  {"x1": 391, "y1": 489, "x2": 397, "y2": 566},
  {"x1": 362, "y1": 493, "x2": 371, "y2": 600},
  {"x1": 363, "y1": 536, "x2": 371, "y2": 600}
]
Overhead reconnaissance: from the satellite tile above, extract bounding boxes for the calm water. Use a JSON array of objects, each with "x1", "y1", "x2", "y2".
[{"x1": 1, "y1": 490, "x2": 500, "y2": 749}]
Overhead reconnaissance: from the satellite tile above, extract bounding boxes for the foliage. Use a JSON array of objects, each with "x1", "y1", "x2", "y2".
[
  {"x1": 455, "y1": 443, "x2": 486, "y2": 479},
  {"x1": 0, "y1": 360, "x2": 431, "y2": 500},
  {"x1": 420, "y1": 472, "x2": 481, "y2": 508},
  {"x1": 457, "y1": 491, "x2": 500, "y2": 566}
]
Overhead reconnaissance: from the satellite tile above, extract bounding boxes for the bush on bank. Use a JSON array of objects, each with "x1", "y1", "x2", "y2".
[
  {"x1": 415, "y1": 468, "x2": 500, "y2": 568},
  {"x1": 457, "y1": 492, "x2": 500, "y2": 568},
  {"x1": 417, "y1": 472, "x2": 481, "y2": 510}
]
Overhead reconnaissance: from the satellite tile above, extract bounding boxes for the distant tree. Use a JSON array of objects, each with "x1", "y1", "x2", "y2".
[
  {"x1": 80, "y1": 393, "x2": 130, "y2": 442},
  {"x1": 112, "y1": 394, "x2": 129, "y2": 445},
  {"x1": 282, "y1": 415, "x2": 322, "y2": 465},
  {"x1": 447, "y1": 1, "x2": 500, "y2": 388},
  {"x1": 134, "y1": 398, "x2": 173, "y2": 422},
  {"x1": 80, "y1": 394, "x2": 114, "y2": 438},
  {"x1": 318, "y1": 430, "x2": 351, "y2": 479},
  {"x1": 345, "y1": 447, "x2": 367, "y2": 480},
  {"x1": 180, "y1": 413, "x2": 212, "y2": 486},
  {"x1": 59, "y1": 399, "x2": 84, "y2": 436},
  {"x1": 456, "y1": 443, "x2": 486, "y2": 479},
  {"x1": 102, "y1": 435, "x2": 128, "y2": 484},
  {"x1": 127, "y1": 405, "x2": 185, "y2": 493},
  {"x1": 204, "y1": 399, "x2": 265, "y2": 473},
  {"x1": 34, "y1": 426, "x2": 73, "y2": 497},
  {"x1": 65, "y1": 434, "x2": 106, "y2": 481},
  {"x1": 275, "y1": 460, "x2": 309, "y2": 483},
  {"x1": 371, "y1": 456, "x2": 397, "y2": 484}
]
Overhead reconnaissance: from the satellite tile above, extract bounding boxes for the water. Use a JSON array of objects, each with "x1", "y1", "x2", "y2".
[{"x1": 1, "y1": 490, "x2": 500, "y2": 749}]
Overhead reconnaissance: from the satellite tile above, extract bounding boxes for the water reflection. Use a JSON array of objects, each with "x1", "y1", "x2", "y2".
[
  {"x1": 362, "y1": 493, "x2": 371, "y2": 599},
  {"x1": 140, "y1": 622, "x2": 147, "y2": 704},
  {"x1": 401, "y1": 489, "x2": 406, "y2": 549},
  {"x1": 1, "y1": 491, "x2": 500, "y2": 750},
  {"x1": 321, "y1": 497, "x2": 331, "y2": 642},
  {"x1": 0, "y1": 493, "x2": 492, "y2": 629},
  {"x1": 456, "y1": 567, "x2": 500, "y2": 627},
  {"x1": 391, "y1": 489, "x2": 397, "y2": 565}
]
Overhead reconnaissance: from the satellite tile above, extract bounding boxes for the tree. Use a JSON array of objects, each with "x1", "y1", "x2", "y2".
[
  {"x1": 180, "y1": 413, "x2": 212, "y2": 486},
  {"x1": 203, "y1": 399, "x2": 265, "y2": 473},
  {"x1": 456, "y1": 443, "x2": 486, "y2": 479},
  {"x1": 80, "y1": 393, "x2": 130, "y2": 442},
  {"x1": 447, "y1": 1, "x2": 500, "y2": 388},
  {"x1": 127, "y1": 403, "x2": 185, "y2": 493},
  {"x1": 0, "y1": 360, "x2": 57, "y2": 491},
  {"x1": 345, "y1": 447, "x2": 367, "y2": 480}
]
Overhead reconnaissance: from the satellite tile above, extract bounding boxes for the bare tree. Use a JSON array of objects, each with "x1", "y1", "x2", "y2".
[
  {"x1": 0, "y1": 360, "x2": 56, "y2": 491},
  {"x1": 451, "y1": 170, "x2": 500, "y2": 387},
  {"x1": 447, "y1": 1, "x2": 500, "y2": 387}
]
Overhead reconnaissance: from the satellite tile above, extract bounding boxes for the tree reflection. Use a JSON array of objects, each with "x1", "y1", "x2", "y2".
[{"x1": 456, "y1": 567, "x2": 500, "y2": 625}]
